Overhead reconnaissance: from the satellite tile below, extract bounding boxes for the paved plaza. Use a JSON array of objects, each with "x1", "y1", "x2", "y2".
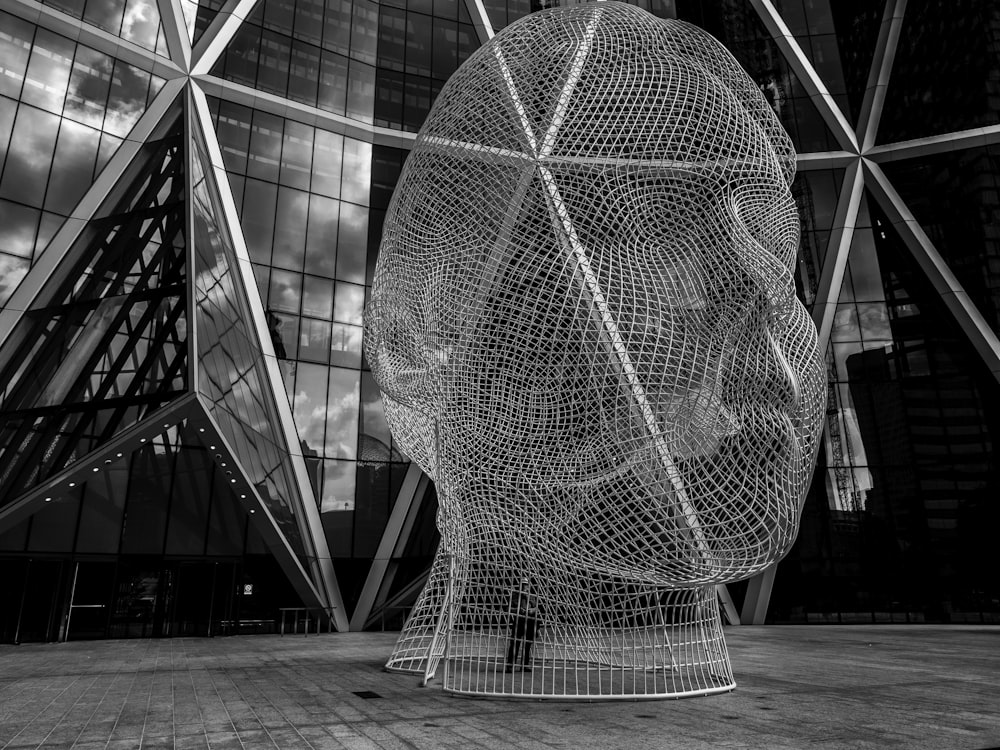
[{"x1": 1, "y1": 626, "x2": 997, "y2": 750}]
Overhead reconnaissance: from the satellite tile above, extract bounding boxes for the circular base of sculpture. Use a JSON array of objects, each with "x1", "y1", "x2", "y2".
[
  {"x1": 443, "y1": 671, "x2": 735, "y2": 701},
  {"x1": 389, "y1": 585, "x2": 734, "y2": 700}
]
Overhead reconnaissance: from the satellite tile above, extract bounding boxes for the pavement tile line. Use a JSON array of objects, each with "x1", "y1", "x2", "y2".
[{"x1": 0, "y1": 628, "x2": 997, "y2": 750}]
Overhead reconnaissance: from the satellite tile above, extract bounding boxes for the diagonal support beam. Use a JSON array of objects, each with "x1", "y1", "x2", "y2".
[
  {"x1": 0, "y1": 393, "x2": 200, "y2": 534},
  {"x1": 156, "y1": 0, "x2": 193, "y2": 71},
  {"x1": 717, "y1": 584, "x2": 740, "y2": 626},
  {"x1": 856, "y1": 0, "x2": 907, "y2": 154},
  {"x1": 463, "y1": 0, "x2": 495, "y2": 44},
  {"x1": 349, "y1": 463, "x2": 430, "y2": 630},
  {"x1": 190, "y1": 0, "x2": 260, "y2": 75},
  {"x1": 746, "y1": 162, "x2": 863, "y2": 626},
  {"x1": 865, "y1": 123, "x2": 1000, "y2": 163},
  {"x1": 811, "y1": 159, "x2": 865, "y2": 351},
  {"x1": 190, "y1": 397, "x2": 332, "y2": 617},
  {"x1": 189, "y1": 82, "x2": 349, "y2": 630},
  {"x1": 795, "y1": 151, "x2": 859, "y2": 172},
  {"x1": 740, "y1": 565, "x2": 775, "y2": 625}
]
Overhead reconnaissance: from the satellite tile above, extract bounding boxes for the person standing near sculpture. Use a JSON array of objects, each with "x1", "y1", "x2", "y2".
[{"x1": 505, "y1": 581, "x2": 538, "y2": 672}]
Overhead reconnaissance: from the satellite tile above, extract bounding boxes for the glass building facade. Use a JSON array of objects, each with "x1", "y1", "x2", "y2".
[{"x1": 1, "y1": 0, "x2": 997, "y2": 641}]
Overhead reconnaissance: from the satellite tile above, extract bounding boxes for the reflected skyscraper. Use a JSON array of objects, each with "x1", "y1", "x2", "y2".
[{"x1": 1, "y1": 0, "x2": 998, "y2": 642}]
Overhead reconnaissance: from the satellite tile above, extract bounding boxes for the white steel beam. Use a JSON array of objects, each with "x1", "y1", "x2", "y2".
[
  {"x1": 190, "y1": 83, "x2": 350, "y2": 630},
  {"x1": 463, "y1": 0, "x2": 495, "y2": 43},
  {"x1": 810, "y1": 159, "x2": 865, "y2": 351},
  {"x1": 740, "y1": 565, "x2": 775, "y2": 624},
  {"x1": 349, "y1": 463, "x2": 429, "y2": 630},
  {"x1": 156, "y1": 0, "x2": 193, "y2": 71},
  {"x1": 855, "y1": 0, "x2": 906, "y2": 153},
  {"x1": 866, "y1": 123, "x2": 1000, "y2": 163},
  {"x1": 795, "y1": 151, "x2": 859, "y2": 171},
  {"x1": 189, "y1": 0, "x2": 259, "y2": 75},
  {"x1": 717, "y1": 585, "x2": 740, "y2": 626}
]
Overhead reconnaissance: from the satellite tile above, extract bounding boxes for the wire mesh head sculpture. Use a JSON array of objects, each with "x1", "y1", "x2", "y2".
[{"x1": 365, "y1": 1, "x2": 826, "y2": 698}]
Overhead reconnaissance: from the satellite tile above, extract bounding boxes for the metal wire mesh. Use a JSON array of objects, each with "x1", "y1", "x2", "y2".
[{"x1": 368, "y1": 1, "x2": 825, "y2": 699}]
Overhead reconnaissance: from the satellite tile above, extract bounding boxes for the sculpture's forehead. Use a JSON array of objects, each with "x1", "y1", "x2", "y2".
[
  {"x1": 414, "y1": 2, "x2": 793, "y2": 185},
  {"x1": 414, "y1": 8, "x2": 791, "y2": 188}
]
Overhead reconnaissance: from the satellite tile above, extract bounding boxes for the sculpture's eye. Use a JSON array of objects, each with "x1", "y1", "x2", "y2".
[
  {"x1": 653, "y1": 252, "x2": 708, "y2": 311},
  {"x1": 726, "y1": 186, "x2": 798, "y2": 322}
]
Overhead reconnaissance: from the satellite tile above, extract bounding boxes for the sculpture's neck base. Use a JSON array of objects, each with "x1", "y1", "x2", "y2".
[{"x1": 390, "y1": 584, "x2": 735, "y2": 700}]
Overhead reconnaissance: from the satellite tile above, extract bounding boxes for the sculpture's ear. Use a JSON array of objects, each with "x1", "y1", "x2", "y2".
[{"x1": 662, "y1": 20, "x2": 796, "y2": 187}]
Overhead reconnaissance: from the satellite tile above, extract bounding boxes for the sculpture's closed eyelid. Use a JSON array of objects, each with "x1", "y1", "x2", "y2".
[{"x1": 723, "y1": 194, "x2": 797, "y2": 321}]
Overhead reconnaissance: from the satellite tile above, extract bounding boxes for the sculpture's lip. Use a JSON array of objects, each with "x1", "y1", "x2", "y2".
[{"x1": 476, "y1": 399, "x2": 806, "y2": 492}]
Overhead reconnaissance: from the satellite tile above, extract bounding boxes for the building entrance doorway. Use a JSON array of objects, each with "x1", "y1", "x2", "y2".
[
  {"x1": 58, "y1": 559, "x2": 239, "y2": 639},
  {"x1": 105, "y1": 560, "x2": 238, "y2": 638},
  {"x1": 0, "y1": 555, "x2": 299, "y2": 642}
]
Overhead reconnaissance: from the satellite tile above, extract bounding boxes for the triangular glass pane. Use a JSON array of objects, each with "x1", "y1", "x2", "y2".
[
  {"x1": 210, "y1": 9, "x2": 262, "y2": 86},
  {"x1": 675, "y1": 1, "x2": 844, "y2": 153},
  {"x1": 769, "y1": 0, "x2": 886, "y2": 123},
  {"x1": 879, "y1": 5, "x2": 998, "y2": 143},
  {"x1": 880, "y1": 146, "x2": 1000, "y2": 334},
  {"x1": 809, "y1": 192, "x2": 1000, "y2": 617},
  {"x1": 792, "y1": 167, "x2": 847, "y2": 306},
  {"x1": 331, "y1": 557, "x2": 372, "y2": 617},
  {"x1": 39, "y1": 0, "x2": 163, "y2": 52},
  {"x1": 0, "y1": 112, "x2": 188, "y2": 506},
  {"x1": 479, "y1": 0, "x2": 531, "y2": 36},
  {"x1": 827, "y1": 194, "x2": 892, "y2": 349},
  {"x1": 181, "y1": 0, "x2": 225, "y2": 45},
  {"x1": 189, "y1": 123, "x2": 317, "y2": 574},
  {"x1": 370, "y1": 479, "x2": 439, "y2": 627}
]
